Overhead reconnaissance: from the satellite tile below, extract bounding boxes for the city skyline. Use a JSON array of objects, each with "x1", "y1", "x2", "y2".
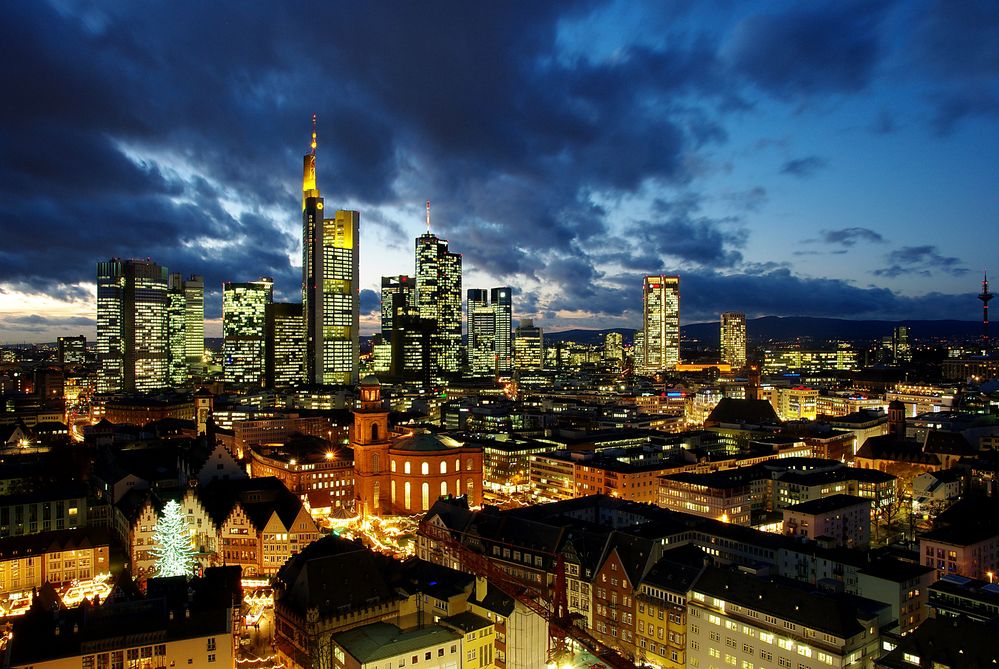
[{"x1": 2, "y1": 2, "x2": 998, "y2": 343}]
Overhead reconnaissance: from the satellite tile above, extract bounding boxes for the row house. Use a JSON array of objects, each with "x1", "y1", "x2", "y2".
[
  {"x1": 114, "y1": 477, "x2": 319, "y2": 579},
  {"x1": 0, "y1": 528, "x2": 111, "y2": 598}
]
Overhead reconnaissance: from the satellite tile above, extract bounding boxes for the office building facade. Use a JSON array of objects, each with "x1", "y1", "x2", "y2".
[
  {"x1": 222, "y1": 278, "x2": 273, "y2": 387},
  {"x1": 58, "y1": 336, "x2": 86, "y2": 365},
  {"x1": 642, "y1": 275, "x2": 680, "y2": 373},
  {"x1": 96, "y1": 258, "x2": 170, "y2": 393},
  {"x1": 266, "y1": 302, "x2": 306, "y2": 389},
  {"x1": 301, "y1": 120, "x2": 360, "y2": 386},
  {"x1": 467, "y1": 289, "x2": 495, "y2": 377},
  {"x1": 720, "y1": 311, "x2": 747, "y2": 369},
  {"x1": 183, "y1": 274, "x2": 205, "y2": 370},
  {"x1": 513, "y1": 319, "x2": 544, "y2": 371},
  {"x1": 415, "y1": 211, "x2": 462, "y2": 383},
  {"x1": 381, "y1": 275, "x2": 415, "y2": 341}
]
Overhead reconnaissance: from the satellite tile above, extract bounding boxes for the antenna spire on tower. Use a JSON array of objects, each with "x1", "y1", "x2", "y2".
[
  {"x1": 426, "y1": 200, "x2": 431, "y2": 232},
  {"x1": 311, "y1": 113, "x2": 317, "y2": 155}
]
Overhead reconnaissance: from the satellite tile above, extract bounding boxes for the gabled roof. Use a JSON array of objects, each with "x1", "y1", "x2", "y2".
[
  {"x1": 856, "y1": 435, "x2": 941, "y2": 465},
  {"x1": 276, "y1": 536, "x2": 405, "y2": 618}
]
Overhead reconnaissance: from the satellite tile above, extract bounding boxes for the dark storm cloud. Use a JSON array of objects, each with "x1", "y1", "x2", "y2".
[
  {"x1": 0, "y1": 0, "x2": 739, "y2": 307},
  {"x1": 724, "y1": 3, "x2": 885, "y2": 99},
  {"x1": 873, "y1": 245, "x2": 968, "y2": 278},
  {"x1": 913, "y1": 0, "x2": 999, "y2": 134},
  {"x1": 780, "y1": 156, "x2": 828, "y2": 178},
  {"x1": 678, "y1": 269, "x2": 968, "y2": 322},
  {"x1": 359, "y1": 289, "x2": 380, "y2": 317}
]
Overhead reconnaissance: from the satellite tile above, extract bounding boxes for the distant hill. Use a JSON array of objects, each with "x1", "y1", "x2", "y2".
[{"x1": 545, "y1": 317, "x2": 982, "y2": 346}]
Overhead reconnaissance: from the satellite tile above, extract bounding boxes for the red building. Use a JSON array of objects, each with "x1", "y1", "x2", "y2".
[{"x1": 353, "y1": 377, "x2": 483, "y2": 517}]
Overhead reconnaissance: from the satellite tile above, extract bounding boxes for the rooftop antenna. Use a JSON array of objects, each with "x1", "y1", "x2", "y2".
[
  {"x1": 426, "y1": 200, "x2": 431, "y2": 232},
  {"x1": 979, "y1": 269, "x2": 993, "y2": 350},
  {"x1": 310, "y1": 113, "x2": 317, "y2": 155}
]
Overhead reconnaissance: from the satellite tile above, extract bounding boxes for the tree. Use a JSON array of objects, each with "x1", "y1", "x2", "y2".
[{"x1": 151, "y1": 499, "x2": 196, "y2": 578}]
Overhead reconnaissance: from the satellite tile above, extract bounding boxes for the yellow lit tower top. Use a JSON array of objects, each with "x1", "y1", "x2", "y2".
[{"x1": 302, "y1": 113, "x2": 319, "y2": 210}]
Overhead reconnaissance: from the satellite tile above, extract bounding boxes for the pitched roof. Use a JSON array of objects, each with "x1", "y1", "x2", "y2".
[{"x1": 705, "y1": 398, "x2": 781, "y2": 426}]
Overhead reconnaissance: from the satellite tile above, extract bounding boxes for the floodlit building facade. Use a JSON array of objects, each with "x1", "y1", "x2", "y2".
[
  {"x1": 642, "y1": 275, "x2": 680, "y2": 373},
  {"x1": 222, "y1": 278, "x2": 273, "y2": 387},
  {"x1": 302, "y1": 119, "x2": 360, "y2": 386},
  {"x1": 416, "y1": 205, "x2": 462, "y2": 383},
  {"x1": 96, "y1": 258, "x2": 170, "y2": 393},
  {"x1": 513, "y1": 319, "x2": 544, "y2": 371},
  {"x1": 266, "y1": 302, "x2": 306, "y2": 389},
  {"x1": 720, "y1": 311, "x2": 747, "y2": 369}
]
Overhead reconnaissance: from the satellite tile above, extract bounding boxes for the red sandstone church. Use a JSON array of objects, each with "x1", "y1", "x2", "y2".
[{"x1": 352, "y1": 377, "x2": 483, "y2": 516}]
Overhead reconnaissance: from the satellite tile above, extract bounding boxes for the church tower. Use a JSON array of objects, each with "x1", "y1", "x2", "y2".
[{"x1": 352, "y1": 376, "x2": 391, "y2": 517}]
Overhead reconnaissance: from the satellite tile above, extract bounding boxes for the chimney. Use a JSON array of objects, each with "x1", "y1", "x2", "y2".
[{"x1": 475, "y1": 576, "x2": 487, "y2": 601}]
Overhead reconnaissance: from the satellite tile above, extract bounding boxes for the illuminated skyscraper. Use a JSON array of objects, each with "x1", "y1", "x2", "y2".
[
  {"x1": 466, "y1": 286, "x2": 513, "y2": 377},
  {"x1": 642, "y1": 275, "x2": 680, "y2": 372},
  {"x1": 222, "y1": 278, "x2": 273, "y2": 387},
  {"x1": 491, "y1": 287, "x2": 512, "y2": 375},
  {"x1": 183, "y1": 275, "x2": 204, "y2": 370},
  {"x1": 603, "y1": 332, "x2": 623, "y2": 364},
  {"x1": 720, "y1": 312, "x2": 747, "y2": 369},
  {"x1": 467, "y1": 288, "x2": 495, "y2": 377},
  {"x1": 892, "y1": 325, "x2": 911, "y2": 363},
  {"x1": 381, "y1": 275, "x2": 415, "y2": 341},
  {"x1": 301, "y1": 117, "x2": 360, "y2": 386},
  {"x1": 96, "y1": 258, "x2": 169, "y2": 393},
  {"x1": 416, "y1": 202, "x2": 462, "y2": 383},
  {"x1": 390, "y1": 308, "x2": 434, "y2": 386},
  {"x1": 513, "y1": 319, "x2": 544, "y2": 371},
  {"x1": 167, "y1": 274, "x2": 188, "y2": 387},
  {"x1": 266, "y1": 302, "x2": 306, "y2": 389}
]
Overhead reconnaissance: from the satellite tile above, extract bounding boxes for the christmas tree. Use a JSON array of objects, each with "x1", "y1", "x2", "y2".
[{"x1": 151, "y1": 499, "x2": 197, "y2": 578}]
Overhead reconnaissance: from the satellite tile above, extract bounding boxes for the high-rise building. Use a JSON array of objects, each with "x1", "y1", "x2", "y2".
[
  {"x1": 96, "y1": 258, "x2": 170, "y2": 393},
  {"x1": 301, "y1": 117, "x2": 360, "y2": 386},
  {"x1": 491, "y1": 287, "x2": 512, "y2": 375},
  {"x1": 642, "y1": 275, "x2": 680, "y2": 373},
  {"x1": 602, "y1": 332, "x2": 623, "y2": 364},
  {"x1": 467, "y1": 289, "x2": 495, "y2": 377},
  {"x1": 381, "y1": 275, "x2": 415, "y2": 341},
  {"x1": 167, "y1": 274, "x2": 188, "y2": 387},
  {"x1": 58, "y1": 336, "x2": 86, "y2": 365},
  {"x1": 513, "y1": 319, "x2": 544, "y2": 371},
  {"x1": 893, "y1": 325, "x2": 912, "y2": 363},
  {"x1": 183, "y1": 275, "x2": 205, "y2": 371},
  {"x1": 390, "y1": 309, "x2": 434, "y2": 386},
  {"x1": 466, "y1": 287, "x2": 513, "y2": 378},
  {"x1": 266, "y1": 302, "x2": 306, "y2": 389},
  {"x1": 720, "y1": 312, "x2": 747, "y2": 369},
  {"x1": 415, "y1": 202, "x2": 462, "y2": 383},
  {"x1": 222, "y1": 278, "x2": 273, "y2": 387}
]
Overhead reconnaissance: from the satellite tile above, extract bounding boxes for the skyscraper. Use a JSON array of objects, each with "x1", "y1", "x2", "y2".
[
  {"x1": 167, "y1": 274, "x2": 188, "y2": 387},
  {"x1": 266, "y1": 302, "x2": 306, "y2": 389},
  {"x1": 491, "y1": 287, "x2": 512, "y2": 375},
  {"x1": 513, "y1": 319, "x2": 544, "y2": 371},
  {"x1": 222, "y1": 278, "x2": 272, "y2": 387},
  {"x1": 892, "y1": 325, "x2": 911, "y2": 364},
  {"x1": 642, "y1": 275, "x2": 680, "y2": 373},
  {"x1": 97, "y1": 258, "x2": 170, "y2": 393},
  {"x1": 602, "y1": 332, "x2": 623, "y2": 365},
  {"x1": 183, "y1": 274, "x2": 204, "y2": 371},
  {"x1": 720, "y1": 312, "x2": 747, "y2": 369},
  {"x1": 467, "y1": 288, "x2": 495, "y2": 377},
  {"x1": 381, "y1": 275, "x2": 415, "y2": 341},
  {"x1": 415, "y1": 202, "x2": 462, "y2": 383},
  {"x1": 301, "y1": 117, "x2": 360, "y2": 386}
]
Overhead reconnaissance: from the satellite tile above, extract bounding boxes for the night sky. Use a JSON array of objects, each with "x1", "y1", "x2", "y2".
[{"x1": 2, "y1": 1, "x2": 997, "y2": 342}]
